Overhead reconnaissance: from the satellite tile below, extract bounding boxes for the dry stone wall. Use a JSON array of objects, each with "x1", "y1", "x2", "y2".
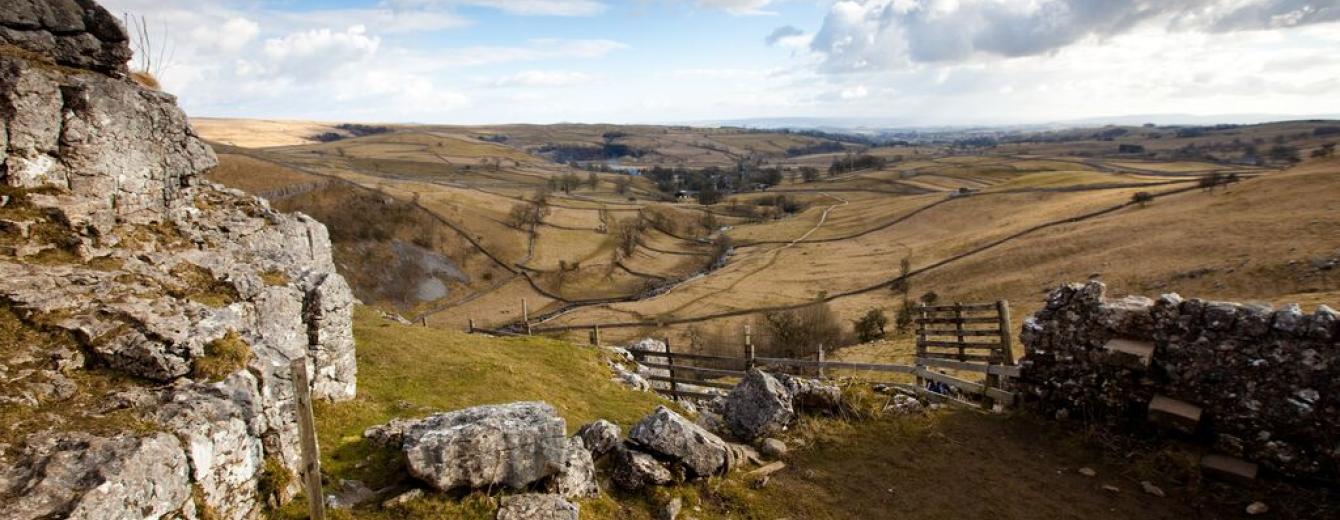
[{"x1": 1019, "y1": 281, "x2": 1338, "y2": 479}]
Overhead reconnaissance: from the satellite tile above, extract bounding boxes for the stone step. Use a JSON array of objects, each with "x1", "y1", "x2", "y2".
[
  {"x1": 1102, "y1": 338, "x2": 1155, "y2": 369},
  {"x1": 1200, "y1": 454, "x2": 1258, "y2": 483},
  {"x1": 1147, "y1": 395, "x2": 1202, "y2": 434}
]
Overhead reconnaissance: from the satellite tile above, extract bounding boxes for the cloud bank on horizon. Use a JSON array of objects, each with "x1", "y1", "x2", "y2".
[{"x1": 100, "y1": 0, "x2": 1340, "y2": 125}]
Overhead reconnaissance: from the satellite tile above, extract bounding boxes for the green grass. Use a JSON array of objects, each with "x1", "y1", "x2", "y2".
[{"x1": 284, "y1": 306, "x2": 669, "y2": 518}]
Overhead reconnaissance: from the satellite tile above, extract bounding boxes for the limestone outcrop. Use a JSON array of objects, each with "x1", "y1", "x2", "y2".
[{"x1": 0, "y1": 1, "x2": 357, "y2": 518}]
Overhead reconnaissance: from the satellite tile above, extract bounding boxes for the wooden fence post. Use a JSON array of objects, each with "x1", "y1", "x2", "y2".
[
  {"x1": 914, "y1": 304, "x2": 927, "y2": 389},
  {"x1": 744, "y1": 325, "x2": 755, "y2": 370},
  {"x1": 468, "y1": 318, "x2": 475, "y2": 334},
  {"x1": 996, "y1": 300, "x2": 1015, "y2": 365},
  {"x1": 421, "y1": 316, "x2": 427, "y2": 327},
  {"x1": 591, "y1": 325, "x2": 601, "y2": 347},
  {"x1": 953, "y1": 302, "x2": 965, "y2": 361},
  {"x1": 522, "y1": 298, "x2": 531, "y2": 335},
  {"x1": 664, "y1": 337, "x2": 678, "y2": 400},
  {"x1": 817, "y1": 343, "x2": 825, "y2": 379},
  {"x1": 289, "y1": 360, "x2": 325, "y2": 520}
]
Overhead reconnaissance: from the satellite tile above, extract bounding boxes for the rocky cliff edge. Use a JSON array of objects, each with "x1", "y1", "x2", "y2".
[{"x1": 0, "y1": 1, "x2": 357, "y2": 518}]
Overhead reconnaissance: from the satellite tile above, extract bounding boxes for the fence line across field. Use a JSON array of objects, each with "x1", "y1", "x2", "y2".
[{"x1": 606, "y1": 300, "x2": 1018, "y2": 411}]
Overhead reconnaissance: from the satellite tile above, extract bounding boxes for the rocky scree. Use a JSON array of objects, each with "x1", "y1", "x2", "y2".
[{"x1": 0, "y1": 1, "x2": 357, "y2": 519}]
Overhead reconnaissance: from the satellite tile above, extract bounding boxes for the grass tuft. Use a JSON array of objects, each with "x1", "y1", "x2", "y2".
[{"x1": 192, "y1": 331, "x2": 252, "y2": 382}]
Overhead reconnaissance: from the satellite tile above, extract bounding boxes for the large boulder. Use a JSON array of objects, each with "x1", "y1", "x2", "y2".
[
  {"x1": 722, "y1": 369, "x2": 795, "y2": 441},
  {"x1": 401, "y1": 402, "x2": 568, "y2": 492},
  {"x1": 609, "y1": 445, "x2": 674, "y2": 491},
  {"x1": 629, "y1": 406, "x2": 730, "y2": 478},
  {"x1": 496, "y1": 493, "x2": 579, "y2": 520}
]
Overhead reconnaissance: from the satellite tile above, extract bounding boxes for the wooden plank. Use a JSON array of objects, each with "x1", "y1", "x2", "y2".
[
  {"x1": 636, "y1": 362, "x2": 744, "y2": 377},
  {"x1": 917, "y1": 328, "x2": 1003, "y2": 337},
  {"x1": 627, "y1": 349, "x2": 744, "y2": 363},
  {"x1": 915, "y1": 367, "x2": 986, "y2": 395},
  {"x1": 1201, "y1": 454, "x2": 1258, "y2": 483},
  {"x1": 653, "y1": 388, "x2": 722, "y2": 400},
  {"x1": 920, "y1": 340, "x2": 1004, "y2": 349},
  {"x1": 917, "y1": 351, "x2": 1000, "y2": 363},
  {"x1": 645, "y1": 375, "x2": 736, "y2": 390},
  {"x1": 289, "y1": 360, "x2": 326, "y2": 520},
  {"x1": 916, "y1": 357, "x2": 1020, "y2": 377},
  {"x1": 913, "y1": 316, "x2": 1000, "y2": 325},
  {"x1": 664, "y1": 338, "x2": 679, "y2": 398},
  {"x1": 753, "y1": 357, "x2": 916, "y2": 374},
  {"x1": 919, "y1": 303, "x2": 1000, "y2": 312},
  {"x1": 747, "y1": 461, "x2": 786, "y2": 480}
]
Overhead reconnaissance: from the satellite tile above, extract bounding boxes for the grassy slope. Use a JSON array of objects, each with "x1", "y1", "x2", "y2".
[
  {"x1": 279, "y1": 308, "x2": 1284, "y2": 519},
  {"x1": 274, "y1": 307, "x2": 671, "y2": 518}
]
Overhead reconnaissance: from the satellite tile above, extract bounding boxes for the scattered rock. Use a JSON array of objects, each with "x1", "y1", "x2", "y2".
[
  {"x1": 381, "y1": 488, "x2": 424, "y2": 509},
  {"x1": 759, "y1": 438, "x2": 787, "y2": 459},
  {"x1": 325, "y1": 479, "x2": 375, "y2": 510},
  {"x1": 659, "y1": 497, "x2": 683, "y2": 520},
  {"x1": 885, "y1": 394, "x2": 924, "y2": 415},
  {"x1": 550, "y1": 437, "x2": 598, "y2": 499},
  {"x1": 1102, "y1": 485, "x2": 1121, "y2": 493},
  {"x1": 496, "y1": 493, "x2": 579, "y2": 520},
  {"x1": 362, "y1": 418, "x2": 418, "y2": 449},
  {"x1": 723, "y1": 369, "x2": 795, "y2": 441},
  {"x1": 576, "y1": 419, "x2": 621, "y2": 456},
  {"x1": 1140, "y1": 481, "x2": 1165, "y2": 498},
  {"x1": 610, "y1": 446, "x2": 674, "y2": 491},
  {"x1": 776, "y1": 373, "x2": 843, "y2": 412},
  {"x1": 1246, "y1": 501, "x2": 1269, "y2": 515},
  {"x1": 629, "y1": 406, "x2": 730, "y2": 478},
  {"x1": 400, "y1": 402, "x2": 568, "y2": 492},
  {"x1": 1078, "y1": 467, "x2": 1097, "y2": 477}
]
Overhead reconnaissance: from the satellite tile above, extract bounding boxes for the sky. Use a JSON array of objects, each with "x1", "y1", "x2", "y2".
[{"x1": 100, "y1": 0, "x2": 1340, "y2": 126}]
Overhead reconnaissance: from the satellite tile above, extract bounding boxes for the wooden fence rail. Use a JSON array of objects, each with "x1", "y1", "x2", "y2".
[{"x1": 623, "y1": 300, "x2": 1019, "y2": 410}]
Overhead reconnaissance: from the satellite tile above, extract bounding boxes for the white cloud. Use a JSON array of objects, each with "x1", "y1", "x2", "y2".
[
  {"x1": 695, "y1": 0, "x2": 778, "y2": 16},
  {"x1": 261, "y1": 25, "x2": 381, "y2": 79},
  {"x1": 494, "y1": 70, "x2": 595, "y2": 87},
  {"x1": 809, "y1": 0, "x2": 1340, "y2": 73},
  {"x1": 388, "y1": 0, "x2": 608, "y2": 17},
  {"x1": 441, "y1": 39, "x2": 628, "y2": 67}
]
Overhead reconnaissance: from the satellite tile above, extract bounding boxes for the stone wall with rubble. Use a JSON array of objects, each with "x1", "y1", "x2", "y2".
[
  {"x1": 1018, "y1": 281, "x2": 1338, "y2": 479},
  {"x1": 0, "y1": 1, "x2": 357, "y2": 519}
]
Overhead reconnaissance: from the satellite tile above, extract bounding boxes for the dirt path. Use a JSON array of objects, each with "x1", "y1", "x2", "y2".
[
  {"x1": 746, "y1": 411, "x2": 1256, "y2": 520},
  {"x1": 657, "y1": 193, "x2": 848, "y2": 314}
]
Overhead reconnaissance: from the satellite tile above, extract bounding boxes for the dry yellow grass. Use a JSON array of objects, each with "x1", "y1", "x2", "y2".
[{"x1": 192, "y1": 118, "x2": 361, "y2": 148}]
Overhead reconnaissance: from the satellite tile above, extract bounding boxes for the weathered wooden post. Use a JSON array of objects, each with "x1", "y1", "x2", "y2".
[
  {"x1": 590, "y1": 325, "x2": 602, "y2": 347},
  {"x1": 664, "y1": 337, "x2": 679, "y2": 400},
  {"x1": 467, "y1": 318, "x2": 475, "y2": 334},
  {"x1": 817, "y1": 343, "x2": 826, "y2": 379},
  {"x1": 744, "y1": 325, "x2": 755, "y2": 370},
  {"x1": 522, "y1": 298, "x2": 531, "y2": 335},
  {"x1": 914, "y1": 304, "x2": 927, "y2": 390},
  {"x1": 289, "y1": 360, "x2": 325, "y2": 520},
  {"x1": 983, "y1": 299, "x2": 1015, "y2": 411},
  {"x1": 953, "y1": 302, "x2": 965, "y2": 361},
  {"x1": 420, "y1": 316, "x2": 427, "y2": 327}
]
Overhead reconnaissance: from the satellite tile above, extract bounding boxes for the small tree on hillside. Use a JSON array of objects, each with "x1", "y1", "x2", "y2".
[
  {"x1": 615, "y1": 176, "x2": 632, "y2": 195},
  {"x1": 854, "y1": 308, "x2": 889, "y2": 343},
  {"x1": 755, "y1": 295, "x2": 845, "y2": 359},
  {"x1": 587, "y1": 171, "x2": 599, "y2": 189},
  {"x1": 1131, "y1": 191, "x2": 1154, "y2": 208}
]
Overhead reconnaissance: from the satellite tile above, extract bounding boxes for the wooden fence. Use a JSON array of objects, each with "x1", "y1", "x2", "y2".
[{"x1": 615, "y1": 301, "x2": 1020, "y2": 410}]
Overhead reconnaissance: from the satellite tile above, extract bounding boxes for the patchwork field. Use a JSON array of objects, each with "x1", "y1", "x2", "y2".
[{"x1": 196, "y1": 119, "x2": 1339, "y2": 357}]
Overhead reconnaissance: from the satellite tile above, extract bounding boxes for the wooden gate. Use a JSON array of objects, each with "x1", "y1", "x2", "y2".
[{"x1": 913, "y1": 300, "x2": 1018, "y2": 408}]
